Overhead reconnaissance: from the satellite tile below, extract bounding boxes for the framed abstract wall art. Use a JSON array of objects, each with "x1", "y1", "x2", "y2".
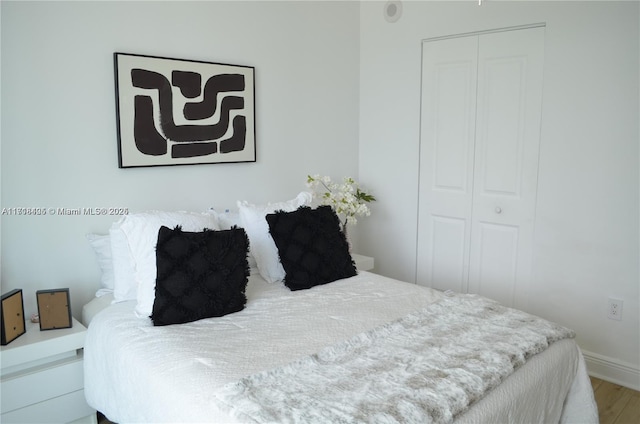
[{"x1": 114, "y1": 53, "x2": 256, "y2": 168}]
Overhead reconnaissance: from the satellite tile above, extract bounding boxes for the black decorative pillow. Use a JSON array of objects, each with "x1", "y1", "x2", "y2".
[
  {"x1": 266, "y1": 205, "x2": 356, "y2": 291},
  {"x1": 151, "y1": 226, "x2": 250, "y2": 326}
]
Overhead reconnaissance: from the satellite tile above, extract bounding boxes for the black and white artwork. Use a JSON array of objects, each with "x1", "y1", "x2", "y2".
[{"x1": 114, "y1": 53, "x2": 256, "y2": 168}]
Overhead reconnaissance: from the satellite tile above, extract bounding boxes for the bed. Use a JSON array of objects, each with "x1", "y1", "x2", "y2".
[{"x1": 82, "y1": 194, "x2": 598, "y2": 423}]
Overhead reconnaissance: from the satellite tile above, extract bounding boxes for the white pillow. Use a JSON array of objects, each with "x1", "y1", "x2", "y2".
[
  {"x1": 208, "y1": 208, "x2": 259, "y2": 271},
  {"x1": 209, "y1": 209, "x2": 241, "y2": 229},
  {"x1": 109, "y1": 219, "x2": 138, "y2": 303},
  {"x1": 238, "y1": 192, "x2": 312, "y2": 283},
  {"x1": 86, "y1": 233, "x2": 115, "y2": 297}
]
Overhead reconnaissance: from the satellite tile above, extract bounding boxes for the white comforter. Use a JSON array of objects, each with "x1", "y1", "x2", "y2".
[{"x1": 83, "y1": 271, "x2": 597, "y2": 423}]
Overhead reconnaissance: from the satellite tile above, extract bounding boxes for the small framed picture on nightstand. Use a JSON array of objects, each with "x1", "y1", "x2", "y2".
[
  {"x1": 37, "y1": 288, "x2": 72, "y2": 330},
  {"x1": 1, "y1": 289, "x2": 26, "y2": 345}
]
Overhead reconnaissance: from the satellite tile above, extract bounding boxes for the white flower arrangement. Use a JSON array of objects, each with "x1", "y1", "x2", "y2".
[{"x1": 306, "y1": 174, "x2": 376, "y2": 232}]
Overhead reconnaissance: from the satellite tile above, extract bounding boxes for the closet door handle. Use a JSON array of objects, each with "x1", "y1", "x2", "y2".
[{"x1": 495, "y1": 207, "x2": 502, "y2": 214}]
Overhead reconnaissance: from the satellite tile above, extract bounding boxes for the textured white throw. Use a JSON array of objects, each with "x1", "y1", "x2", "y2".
[{"x1": 214, "y1": 293, "x2": 575, "y2": 424}]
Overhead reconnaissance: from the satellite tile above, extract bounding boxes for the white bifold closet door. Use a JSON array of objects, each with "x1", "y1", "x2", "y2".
[{"x1": 417, "y1": 26, "x2": 544, "y2": 310}]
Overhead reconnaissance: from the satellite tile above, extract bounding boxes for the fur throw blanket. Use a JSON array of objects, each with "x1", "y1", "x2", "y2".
[{"x1": 214, "y1": 293, "x2": 575, "y2": 424}]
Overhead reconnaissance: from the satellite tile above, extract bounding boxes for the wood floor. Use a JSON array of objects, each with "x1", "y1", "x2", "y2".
[
  {"x1": 591, "y1": 377, "x2": 640, "y2": 424},
  {"x1": 98, "y1": 377, "x2": 639, "y2": 424}
]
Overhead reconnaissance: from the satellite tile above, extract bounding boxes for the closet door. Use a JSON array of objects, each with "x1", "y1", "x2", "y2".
[
  {"x1": 416, "y1": 36, "x2": 478, "y2": 294},
  {"x1": 468, "y1": 28, "x2": 544, "y2": 309},
  {"x1": 417, "y1": 27, "x2": 544, "y2": 309}
]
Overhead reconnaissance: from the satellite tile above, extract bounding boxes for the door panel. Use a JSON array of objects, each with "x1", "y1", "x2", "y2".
[
  {"x1": 478, "y1": 57, "x2": 526, "y2": 195},
  {"x1": 433, "y1": 63, "x2": 475, "y2": 191},
  {"x1": 429, "y1": 216, "x2": 467, "y2": 293},
  {"x1": 417, "y1": 36, "x2": 478, "y2": 291},
  {"x1": 469, "y1": 222, "x2": 520, "y2": 307},
  {"x1": 469, "y1": 28, "x2": 544, "y2": 309}
]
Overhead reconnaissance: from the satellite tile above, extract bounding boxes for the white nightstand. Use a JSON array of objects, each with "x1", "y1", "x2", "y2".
[
  {"x1": 0, "y1": 318, "x2": 96, "y2": 424},
  {"x1": 352, "y1": 254, "x2": 374, "y2": 272}
]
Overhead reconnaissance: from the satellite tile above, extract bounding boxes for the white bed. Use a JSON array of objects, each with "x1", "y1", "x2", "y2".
[
  {"x1": 83, "y1": 271, "x2": 597, "y2": 424},
  {"x1": 82, "y1": 199, "x2": 597, "y2": 423}
]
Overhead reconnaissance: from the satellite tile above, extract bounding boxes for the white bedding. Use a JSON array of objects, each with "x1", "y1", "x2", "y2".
[{"x1": 83, "y1": 271, "x2": 597, "y2": 423}]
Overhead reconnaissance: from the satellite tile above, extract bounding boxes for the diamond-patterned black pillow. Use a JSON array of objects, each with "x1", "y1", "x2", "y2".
[
  {"x1": 266, "y1": 206, "x2": 356, "y2": 291},
  {"x1": 151, "y1": 226, "x2": 250, "y2": 326}
]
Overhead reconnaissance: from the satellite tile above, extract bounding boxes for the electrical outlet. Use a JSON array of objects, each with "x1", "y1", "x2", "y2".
[{"x1": 607, "y1": 298, "x2": 623, "y2": 321}]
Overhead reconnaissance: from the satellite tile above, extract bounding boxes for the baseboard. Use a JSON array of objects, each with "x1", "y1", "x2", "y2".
[{"x1": 582, "y1": 349, "x2": 640, "y2": 391}]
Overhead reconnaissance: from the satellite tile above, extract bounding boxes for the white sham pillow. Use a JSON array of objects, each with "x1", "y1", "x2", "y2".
[
  {"x1": 86, "y1": 233, "x2": 115, "y2": 297},
  {"x1": 111, "y1": 211, "x2": 220, "y2": 317},
  {"x1": 208, "y1": 208, "x2": 259, "y2": 271},
  {"x1": 110, "y1": 221, "x2": 138, "y2": 303},
  {"x1": 208, "y1": 209, "x2": 241, "y2": 229},
  {"x1": 238, "y1": 192, "x2": 312, "y2": 283}
]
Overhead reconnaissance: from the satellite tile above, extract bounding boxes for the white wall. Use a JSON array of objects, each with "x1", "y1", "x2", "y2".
[
  {"x1": 1, "y1": 1, "x2": 360, "y2": 318},
  {"x1": 359, "y1": 1, "x2": 639, "y2": 388}
]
